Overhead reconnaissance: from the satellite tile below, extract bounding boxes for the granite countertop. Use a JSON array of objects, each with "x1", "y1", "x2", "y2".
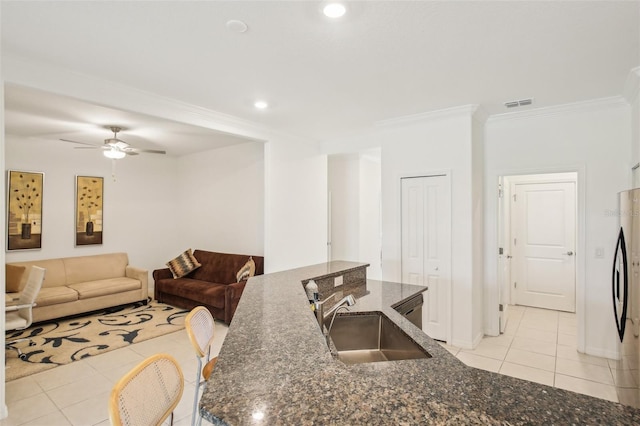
[{"x1": 199, "y1": 261, "x2": 640, "y2": 425}]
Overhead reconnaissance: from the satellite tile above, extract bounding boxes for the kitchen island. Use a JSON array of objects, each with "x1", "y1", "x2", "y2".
[{"x1": 199, "y1": 261, "x2": 640, "y2": 425}]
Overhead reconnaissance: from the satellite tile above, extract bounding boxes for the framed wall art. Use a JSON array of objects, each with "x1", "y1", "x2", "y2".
[
  {"x1": 75, "y1": 176, "x2": 103, "y2": 246},
  {"x1": 7, "y1": 170, "x2": 44, "y2": 251}
]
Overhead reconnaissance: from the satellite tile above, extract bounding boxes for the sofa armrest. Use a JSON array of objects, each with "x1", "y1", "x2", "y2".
[
  {"x1": 126, "y1": 265, "x2": 149, "y2": 299},
  {"x1": 225, "y1": 281, "x2": 247, "y2": 324},
  {"x1": 153, "y1": 267, "x2": 173, "y2": 282}
]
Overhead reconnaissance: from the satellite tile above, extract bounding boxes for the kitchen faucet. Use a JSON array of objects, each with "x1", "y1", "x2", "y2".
[{"x1": 314, "y1": 293, "x2": 356, "y2": 332}]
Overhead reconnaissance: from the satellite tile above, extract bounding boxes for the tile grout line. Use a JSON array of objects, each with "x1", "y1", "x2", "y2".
[
  {"x1": 553, "y1": 309, "x2": 559, "y2": 388},
  {"x1": 500, "y1": 307, "x2": 521, "y2": 374}
]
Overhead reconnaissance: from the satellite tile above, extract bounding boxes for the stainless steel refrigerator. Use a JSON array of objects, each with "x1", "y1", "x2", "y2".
[{"x1": 613, "y1": 189, "x2": 640, "y2": 407}]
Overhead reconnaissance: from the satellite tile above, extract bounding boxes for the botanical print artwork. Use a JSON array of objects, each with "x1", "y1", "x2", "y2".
[
  {"x1": 7, "y1": 170, "x2": 44, "y2": 250},
  {"x1": 75, "y1": 176, "x2": 104, "y2": 246}
]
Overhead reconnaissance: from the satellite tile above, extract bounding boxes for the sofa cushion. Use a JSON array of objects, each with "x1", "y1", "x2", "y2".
[
  {"x1": 9, "y1": 258, "x2": 67, "y2": 289},
  {"x1": 68, "y1": 278, "x2": 142, "y2": 300},
  {"x1": 190, "y1": 250, "x2": 258, "y2": 284},
  {"x1": 35, "y1": 286, "x2": 79, "y2": 307},
  {"x1": 6, "y1": 292, "x2": 20, "y2": 304},
  {"x1": 6, "y1": 264, "x2": 26, "y2": 292},
  {"x1": 157, "y1": 278, "x2": 226, "y2": 309},
  {"x1": 166, "y1": 249, "x2": 201, "y2": 278},
  {"x1": 236, "y1": 257, "x2": 256, "y2": 282},
  {"x1": 64, "y1": 253, "x2": 129, "y2": 285}
]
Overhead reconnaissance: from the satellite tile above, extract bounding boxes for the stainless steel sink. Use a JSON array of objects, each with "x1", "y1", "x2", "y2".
[{"x1": 328, "y1": 311, "x2": 431, "y2": 365}]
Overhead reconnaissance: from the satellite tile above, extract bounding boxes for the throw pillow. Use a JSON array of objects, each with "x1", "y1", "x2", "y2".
[
  {"x1": 236, "y1": 256, "x2": 256, "y2": 282},
  {"x1": 166, "y1": 249, "x2": 202, "y2": 279},
  {"x1": 6, "y1": 264, "x2": 26, "y2": 293}
]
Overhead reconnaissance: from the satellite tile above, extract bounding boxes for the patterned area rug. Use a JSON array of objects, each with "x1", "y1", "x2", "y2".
[{"x1": 5, "y1": 299, "x2": 188, "y2": 382}]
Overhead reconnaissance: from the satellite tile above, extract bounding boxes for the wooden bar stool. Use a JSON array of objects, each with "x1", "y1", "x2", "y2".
[
  {"x1": 109, "y1": 353, "x2": 184, "y2": 426},
  {"x1": 185, "y1": 306, "x2": 218, "y2": 426}
]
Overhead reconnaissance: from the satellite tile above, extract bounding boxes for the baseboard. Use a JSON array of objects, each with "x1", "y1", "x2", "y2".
[
  {"x1": 450, "y1": 338, "x2": 472, "y2": 349},
  {"x1": 451, "y1": 331, "x2": 485, "y2": 350}
]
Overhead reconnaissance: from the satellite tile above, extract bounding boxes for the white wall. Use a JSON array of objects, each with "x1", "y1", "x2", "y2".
[
  {"x1": 328, "y1": 152, "x2": 382, "y2": 279},
  {"x1": 4, "y1": 135, "x2": 179, "y2": 275},
  {"x1": 359, "y1": 154, "x2": 382, "y2": 279},
  {"x1": 328, "y1": 155, "x2": 360, "y2": 261},
  {"x1": 263, "y1": 134, "x2": 328, "y2": 273},
  {"x1": 484, "y1": 99, "x2": 631, "y2": 358},
  {"x1": 380, "y1": 109, "x2": 483, "y2": 348},
  {"x1": 471, "y1": 115, "x2": 485, "y2": 343},
  {"x1": 175, "y1": 141, "x2": 265, "y2": 258}
]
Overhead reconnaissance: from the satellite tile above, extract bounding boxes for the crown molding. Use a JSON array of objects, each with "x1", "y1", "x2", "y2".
[
  {"x1": 623, "y1": 66, "x2": 640, "y2": 104},
  {"x1": 472, "y1": 105, "x2": 489, "y2": 125},
  {"x1": 487, "y1": 96, "x2": 629, "y2": 124},
  {"x1": 375, "y1": 104, "x2": 480, "y2": 128}
]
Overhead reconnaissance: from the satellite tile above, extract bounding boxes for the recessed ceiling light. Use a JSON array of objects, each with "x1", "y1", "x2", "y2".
[
  {"x1": 254, "y1": 101, "x2": 268, "y2": 109},
  {"x1": 226, "y1": 19, "x2": 248, "y2": 33},
  {"x1": 323, "y1": 2, "x2": 346, "y2": 18}
]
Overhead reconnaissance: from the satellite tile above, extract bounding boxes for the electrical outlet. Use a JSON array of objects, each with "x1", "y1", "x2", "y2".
[{"x1": 334, "y1": 275, "x2": 343, "y2": 287}]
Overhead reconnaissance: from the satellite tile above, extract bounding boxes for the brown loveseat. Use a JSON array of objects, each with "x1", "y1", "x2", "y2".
[{"x1": 153, "y1": 250, "x2": 264, "y2": 324}]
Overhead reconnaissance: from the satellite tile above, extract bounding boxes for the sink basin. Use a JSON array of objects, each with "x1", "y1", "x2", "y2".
[{"x1": 328, "y1": 311, "x2": 431, "y2": 365}]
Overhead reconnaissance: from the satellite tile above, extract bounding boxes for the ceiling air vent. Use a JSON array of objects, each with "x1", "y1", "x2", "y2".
[{"x1": 504, "y1": 98, "x2": 534, "y2": 108}]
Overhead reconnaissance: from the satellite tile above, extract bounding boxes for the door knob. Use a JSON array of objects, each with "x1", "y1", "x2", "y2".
[{"x1": 565, "y1": 251, "x2": 574, "y2": 256}]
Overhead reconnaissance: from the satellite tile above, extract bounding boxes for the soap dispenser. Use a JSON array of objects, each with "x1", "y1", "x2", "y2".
[{"x1": 305, "y1": 280, "x2": 319, "y2": 310}]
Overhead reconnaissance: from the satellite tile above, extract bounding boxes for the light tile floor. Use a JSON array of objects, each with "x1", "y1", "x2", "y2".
[
  {"x1": 440, "y1": 305, "x2": 622, "y2": 403},
  {"x1": 2, "y1": 305, "x2": 626, "y2": 425},
  {"x1": 2, "y1": 321, "x2": 228, "y2": 426}
]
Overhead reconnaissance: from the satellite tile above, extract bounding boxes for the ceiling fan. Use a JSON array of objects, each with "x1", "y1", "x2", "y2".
[{"x1": 60, "y1": 126, "x2": 167, "y2": 159}]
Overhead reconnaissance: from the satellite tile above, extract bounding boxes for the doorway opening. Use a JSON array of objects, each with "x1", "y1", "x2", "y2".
[{"x1": 498, "y1": 172, "x2": 578, "y2": 334}]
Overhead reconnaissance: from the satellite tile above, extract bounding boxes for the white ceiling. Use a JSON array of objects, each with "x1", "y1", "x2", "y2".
[{"x1": 2, "y1": 1, "x2": 639, "y2": 148}]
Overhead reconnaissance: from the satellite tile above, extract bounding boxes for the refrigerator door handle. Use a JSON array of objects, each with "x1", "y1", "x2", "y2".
[{"x1": 612, "y1": 227, "x2": 629, "y2": 342}]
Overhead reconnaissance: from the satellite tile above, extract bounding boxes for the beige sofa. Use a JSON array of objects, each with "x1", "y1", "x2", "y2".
[{"x1": 6, "y1": 252, "x2": 148, "y2": 323}]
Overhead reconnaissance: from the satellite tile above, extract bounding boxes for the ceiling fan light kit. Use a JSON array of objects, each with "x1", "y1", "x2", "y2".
[
  {"x1": 60, "y1": 125, "x2": 167, "y2": 159},
  {"x1": 103, "y1": 148, "x2": 126, "y2": 159}
]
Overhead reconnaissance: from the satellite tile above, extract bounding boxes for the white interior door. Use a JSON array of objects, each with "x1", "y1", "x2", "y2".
[
  {"x1": 497, "y1": 180, "x2": 511, "y2": 333},
  {"x1": 512, "y1": 181, "x2": 576, "y2": 312},
  {"x1": 401, "y1": 175, "x2": 451, "y2": 341}
]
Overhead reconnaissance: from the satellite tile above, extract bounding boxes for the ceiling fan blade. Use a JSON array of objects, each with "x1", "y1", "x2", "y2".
[
  {"x1": 133, "y1": 148, "x2": 167, "y2": 154},
  {"x1": 62, "y1": 131, "x2": 166, "y2": 156},
  {"x1": 60, "y1": 138, "x2": 100, "y2": 147}
]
